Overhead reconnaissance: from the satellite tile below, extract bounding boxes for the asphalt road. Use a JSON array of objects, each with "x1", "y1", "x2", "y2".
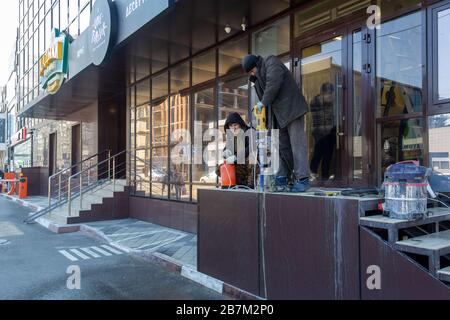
[{"x1": 0, "y1": 197, "x2": 223, "y2": 300}]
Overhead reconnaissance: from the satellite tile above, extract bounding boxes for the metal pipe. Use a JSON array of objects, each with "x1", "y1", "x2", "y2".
[
  {"x1": 80, "y1": 174, "x2": 83, "y2": 211},
  {"x1": 108, "y1": 150, "x2": 111, "y2": 181},
  {"x1": 113, "y1": 156, "x2": 116, "y2": 192},
  {"x1": 68, "y1": 177, "x2": 72, "y2": 217},
  {"x1": 58, "y1": 174, "x2": 61, "y2": 202},
  {"x1": 48, "y1": 176, "x2": 52, "y2": 207}
]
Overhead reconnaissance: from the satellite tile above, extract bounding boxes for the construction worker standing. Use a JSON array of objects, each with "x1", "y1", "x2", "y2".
[{"x1": 242, "y1": 54, "x2": 310, "y2": 192}]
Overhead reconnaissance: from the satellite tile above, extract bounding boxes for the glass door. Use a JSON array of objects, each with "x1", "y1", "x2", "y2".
[
  {"x1": 296, "y1": 25, "x2": 370, "y2": 187},
  {"x1": 299, "y1": 33, "x2": 346, "y2": 186}
]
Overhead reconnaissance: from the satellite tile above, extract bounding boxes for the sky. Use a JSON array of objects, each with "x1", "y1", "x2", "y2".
[{"x1": 0, "y1": 0, "x2": 19, "y2": 85}]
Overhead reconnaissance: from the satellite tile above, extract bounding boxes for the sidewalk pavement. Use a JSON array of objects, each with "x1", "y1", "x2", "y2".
[{"x1": 0, "y1": 193, "x2": 261, "y2": 300}]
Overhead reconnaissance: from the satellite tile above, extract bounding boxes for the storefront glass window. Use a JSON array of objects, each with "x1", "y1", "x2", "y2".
[
  {"x1": 437, "y1": 8, "x2": 450, "y2": 101},
  {"x1": 192, "y1": 50, "x2": 216, "y2": 86},
  {"x1": 136, "y1": 57, "x2": 151, "y2": 82},
  {"x1": 252, "y1": 16, "x2": 290, "y2": 57},
  {"x1": 192, "y1": 87, "x2": 216, "y2": 200},
  {"x1": 13, "y1": 139, "x2": 32, "y2": 169},
  {"x1": 376, "y1": 12, "x2": 423, "y2": 118},
  {"x1": 295, "y1": 0, "x2": 370, "y2": 37},
  {"x1": 380, "y1": 118, "x2": 423, "y2": 176},
  {"x1": 152, "y1": 98, "x2": 169, "y2": 199},
  {"x1": 170, "y1": 62, "x2": 190, "y2": 95},
  {"x1": 136, "y1": 78, "x2": 150, "y2": 106},
  {"x1": 152, "y1": 72, "x2": 169, "y2": 101},
  {"x1": 380, "y1": 0, "x2": 421, "y2": 19},
  {"x1": 135, "y1": 105, "x2": 150, "y2": 196},
  {"x1": 219, "y1": 36, "x2": 248, "y2": 76},
  {"x1": 353, "y1": 31, "x2": 363, "y2": 181},
  {"x1": 429, "y1": 114, "x2": 450, "y2": 177},
  {"x1": 218, "y1": 77, "x2": 249, "y2": 135},
  {"x1": 170, "y1": 94, "x2": 191, "y2": 201}
]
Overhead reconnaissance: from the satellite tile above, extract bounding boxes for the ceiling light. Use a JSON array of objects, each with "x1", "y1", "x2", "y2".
[
  {"x1": 225, "y1": 24, "x2": 232, "y2": 34},
  {"x1": 241, "y1": 17, "x2": 247, "y2": 32}
]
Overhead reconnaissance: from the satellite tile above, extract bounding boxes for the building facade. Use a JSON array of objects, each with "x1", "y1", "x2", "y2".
[{"x1": 10, "y1": 0, "x2": 450, "y2": 228}]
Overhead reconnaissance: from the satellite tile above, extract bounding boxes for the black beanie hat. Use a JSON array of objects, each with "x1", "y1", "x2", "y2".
[{"x1": 242, "y1": 55, "x2": 259, "y2": 73}]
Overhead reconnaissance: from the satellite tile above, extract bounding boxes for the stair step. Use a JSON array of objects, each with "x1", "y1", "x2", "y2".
[
  {"x1": 360, "y1": 207, "x2": 450, "y2": 230},
  {"x1": 438, "y1": 266, "x2": 450, "y2": 282},
  {"x1": 395, "y1": 230, "x2": 450, "y2": 255}
]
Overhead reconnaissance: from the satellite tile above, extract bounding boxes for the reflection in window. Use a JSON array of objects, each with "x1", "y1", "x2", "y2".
[
  {"x1": 376, "y1": 12, "x2": 423, "y2": 117},
  {"x1": 380, "y1": 118, "x2": 423, "y2": 175},
  {"x1": 438, "y1": 8, "x2": 450, "y2": 101},
  {"x1": 429, "y1": 114, "x2": 450, "y2": 177},
  {"x1": 252, "y1": 16, "x2": 290, "y2": 57},
  {"x1": 170, "y1": 62, "x2": 190, "y2": 94},
  {"x1": 152, "y1": 98, "x2": 169, "y2": 199},
  {"x1": 135, "y1": 105, "x2": 151, "y2": 197},
  {"x1": 218, "y1": 77, "x2": 249, "y2": 135},
  {"x1": 170, "y1": 94, "x2": 191, "y2": 201},
  {"x1": 192, "y1": 50, "x2": 216, "y2": 86},
  {"x1": 295, "y1": 0, "x2": 370, "y2": 37},
  {"x1": 136, "y1": 78, "x2": 150, "y2": 106},
  {"x1": 353, "y1": 31, "x2": 363, "y2": 180},
  {"x1": 219, "y1": 36, "x2": 248, "y2": 76},
  {"x1": 192, "y1": 88, "x2": 216, "y2": 200}
]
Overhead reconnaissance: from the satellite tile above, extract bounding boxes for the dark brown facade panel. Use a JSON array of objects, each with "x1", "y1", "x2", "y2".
[
  {"x1": 263, "y1": 194, "x2": 361, "y2": 300},
  {"x1": 198, "y1": 190, "x2": 260, "y2": 296},
  {"x1": 360, "y1": 227, "x2": 450, "y2": 300},
  {"x1": 21, "y1": 167, "x2": 49, "y2": 196},
  {"x1": 129, "y1": 197, "x2": 198, "y2": 234}
]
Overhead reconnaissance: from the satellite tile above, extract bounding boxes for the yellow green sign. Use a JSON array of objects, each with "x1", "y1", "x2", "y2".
[{"x1": 39, "y1": 29, "x2": 69, "y2": 95}]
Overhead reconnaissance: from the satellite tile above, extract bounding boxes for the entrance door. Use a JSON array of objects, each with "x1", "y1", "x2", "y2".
[
  {"x1": 49, "y1": 132, "x2": 57, "y2": 176},
  {"x1": 296, "y1": 24, "x2": 371, "y2": 187},
  {"x1": 71, "y1": 124, "x2": 81, "y2": 175}
]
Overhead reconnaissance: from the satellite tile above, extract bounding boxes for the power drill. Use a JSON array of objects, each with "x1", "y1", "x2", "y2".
[{"x1": 253, "y1": 105, "x2": 269, "y2": 192}]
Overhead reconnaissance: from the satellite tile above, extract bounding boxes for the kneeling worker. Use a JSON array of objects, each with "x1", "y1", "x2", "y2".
[
  {"x1": 242, "y1": 54, "x2": 310, "y2": 192},
  {"x1": 217, "y1": 112, "x2": 256, "y2": 189}
]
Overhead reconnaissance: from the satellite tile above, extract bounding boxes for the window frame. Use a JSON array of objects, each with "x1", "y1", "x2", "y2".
[{"x1": 429, "y1": 0, "x2": 450, "y2": 114}]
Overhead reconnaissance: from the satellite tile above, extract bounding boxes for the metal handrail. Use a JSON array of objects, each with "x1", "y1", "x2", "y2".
[
  {"x1": 48, "y1": 149, "x2": 111, "y2": 206},
  {"x1": 67, "y1": 150, "x2": 127, "y2": 216}
]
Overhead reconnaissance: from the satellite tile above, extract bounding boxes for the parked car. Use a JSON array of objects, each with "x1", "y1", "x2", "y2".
[{"x1": 200, "y1": 171, "x2": 217, "y2": 184}]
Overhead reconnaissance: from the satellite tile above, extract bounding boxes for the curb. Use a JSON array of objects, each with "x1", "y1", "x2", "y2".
[
  {"x1": 1, "y1": 194, "x2": 80, "y2": 234},
  {"x1": 79, "y1": 224, "x2": 262, "y2": 300}
]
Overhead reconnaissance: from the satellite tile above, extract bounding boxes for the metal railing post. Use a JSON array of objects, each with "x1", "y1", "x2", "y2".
[
  {"x1": 108, "y1": 150, "x2": 111, "y2": 181},
  {"x1": 79, "y1": 174, "x2": 83, "y2": 210},
  {"x1": 68, "y1": 177, "x2": 72, "y2": 217},
  {"x1": 48, "y1": 176, "x2": 52, "y2": 207},
  {"x1": 113, "y1": 156, "x2": 116, "y2": 192},
  {"x1": 58, "y1": 174, "x2": 61, "y2": 202}
]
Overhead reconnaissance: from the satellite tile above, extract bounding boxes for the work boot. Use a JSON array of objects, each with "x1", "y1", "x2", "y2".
[
  {"x1": 271, "y1": 176, "x2": 290, "y2": 192},
  {"x1": 291, "y1": 178, "x2": 311, "y2": 193}
]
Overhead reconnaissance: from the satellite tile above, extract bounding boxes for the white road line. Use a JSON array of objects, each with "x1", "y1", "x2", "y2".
[
  {"x1": 80, "y1": 247, "x2": 101, "y2": 258},
  {"x1": 91, "y1": 246, "x2": 112, "y2": 256},
  {"x1": 70, "y1": 249, "x2": 91, "y2": 260},
  {"x1": 59, "y1": 250, "x2": 79, "y2": 262},
  {"x1": 101, "y1": 245, "x2": 123, "y2": 255}
]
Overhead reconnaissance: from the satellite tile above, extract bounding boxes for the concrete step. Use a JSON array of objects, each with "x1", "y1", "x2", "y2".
[{"x1": 438, "y1": 266, "x2": 450, "y2": 283}]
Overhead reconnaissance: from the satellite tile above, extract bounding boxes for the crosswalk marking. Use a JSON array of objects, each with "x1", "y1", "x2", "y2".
[
  {"x1": 70, "y1": 249, "x2": 90, "y2": 260},
  {"x1": 101, "y1": 245, "x2": 123, "y2": 255},
  {"x1": 80, "y1": 247, "x2": 101, "y2": 258},
  {"x1": 91, "y1": 246, "x2": 112, "y2": 256},
  {"x1": 59, "y1": 250, "x2": 79, "y2": 262},
  {"x1": 58, "y1": 245, "x2": 126, "y2": 262}
]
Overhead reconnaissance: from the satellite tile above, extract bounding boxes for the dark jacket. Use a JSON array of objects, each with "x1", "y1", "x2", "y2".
[
  {"x1": 253, "y1": 55, "x2": 309, "y2": 129},
  {"x1": 217, "y1": 113, "x2": 257, "y2": 188}
]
